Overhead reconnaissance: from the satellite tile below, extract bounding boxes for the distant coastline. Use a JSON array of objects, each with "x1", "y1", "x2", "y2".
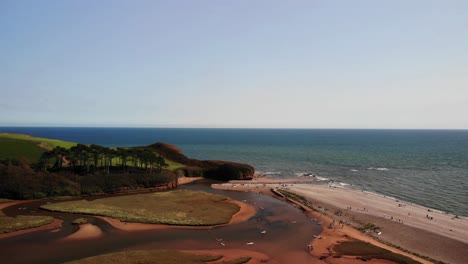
[{"x1": 1, "y1": 127, "x2": 467, "y2": 217}]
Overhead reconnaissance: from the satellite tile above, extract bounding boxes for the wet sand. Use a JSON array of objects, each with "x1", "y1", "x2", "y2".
[
  {"x1": 213, "y1": 178, "x2": 468, "y2": 264},
  {"x1": 182, "y1": 249, "x2": 279, "y2": 264},
  {"x1": 64, "y1": 223, "x2": 103, "y2": 240}
]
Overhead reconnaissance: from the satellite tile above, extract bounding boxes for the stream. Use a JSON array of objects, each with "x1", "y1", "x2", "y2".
[{"x1": 0, "y1": 182, "x2": 321, "y2": 263}]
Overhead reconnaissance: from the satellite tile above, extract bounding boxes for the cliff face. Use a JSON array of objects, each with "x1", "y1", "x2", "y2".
[{"x1": 146, "y1": 142, "x2": 254, "y2": 181}]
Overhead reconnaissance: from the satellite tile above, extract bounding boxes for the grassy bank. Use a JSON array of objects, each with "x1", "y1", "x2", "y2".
[
  {"x1": 0, "y1": 199, "x2": 13, "y2": 204},
  {"x1": 0, "y1": 215, "x2": 55, "y2": 234},
  {"x1": 0, "y1": 133, "x2": 76, "y2": 161},
  {"x1": 41, "y1": 190, "x2": 240, "y2": 226},
  {"x1": 334, "y1": 241, "x2": 420, "y2": 264},
  {"x1": 66, "y1": 250, "x2": 251, "y2": 264}
]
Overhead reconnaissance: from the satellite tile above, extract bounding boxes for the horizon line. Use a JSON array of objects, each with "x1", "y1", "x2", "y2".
[{"x1": 1, "y1": 125, "x2": 467, "y2": 131}]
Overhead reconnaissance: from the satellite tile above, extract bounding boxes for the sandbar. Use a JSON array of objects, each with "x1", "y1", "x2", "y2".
[{"x1": 64, "y1": 223, "x2": 103, "y2": 240}]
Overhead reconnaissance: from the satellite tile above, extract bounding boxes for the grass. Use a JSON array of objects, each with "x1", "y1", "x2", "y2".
[
  {"x1": 0, "y1": 215, "x2": 55, "y2": 233},
  {"x1": 0, "y1": 137, "x2": 47, "y2": 161},
  {"x1": 0, "y1": 133, "x2": 76, "y2": 162},
  {"x1": 334, "y1": 241, "x2": 421, "y2": 264},
  {"x1": 0, "y1": 199, "x2": 13, "y2": 204},
  {"x1": 165, "y1": 159, "x2": 185, "y2": 170},
  {"x1": 72, "y1": 218, "x2": 88, "y2": 225},
  {"x1": 65, "y1": 250, "x2": 223, "y2": 264},
  {"x1": 0, "y1": 133, "x2": 76, "y2": 149},
  {"x1": 41, "y1": 190, "x2": 240, "y2": 226}
]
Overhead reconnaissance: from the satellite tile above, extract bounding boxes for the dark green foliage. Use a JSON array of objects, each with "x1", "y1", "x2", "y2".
[
  {"x1": 0, "y1": 139, "x2": 254, "y2": 199},
  {"x1": 0, "y1": 155, "x2": 176, "y2": 199},
  {"x1": 79, "y1": 170, "x2": 176, "y2": 195},
  {"x1": 0, "y1": 158, "x2": 81, "y2": 199},
  {"x1": 147, "y1": 143, "x2": 254, "y2": 180}
]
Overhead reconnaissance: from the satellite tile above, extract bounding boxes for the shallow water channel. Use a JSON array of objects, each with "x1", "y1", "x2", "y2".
[{"x1": 0, "y1": 182, "x2": 321, "y2": 263}]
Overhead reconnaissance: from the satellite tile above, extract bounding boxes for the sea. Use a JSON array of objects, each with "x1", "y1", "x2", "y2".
[{"x1": 1, "y1": 127, "x2": 467, "y2": 217}]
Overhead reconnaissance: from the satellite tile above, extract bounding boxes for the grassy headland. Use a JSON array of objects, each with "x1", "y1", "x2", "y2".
[
  {"x1": 41, "y1": 190, "x2": 240, "y2": 226},
  {"x1": 0, "y1": 133, "x2": 76, "y2": 162},
  {"x1": 0, "y1": 133, "x2": 254, "y2": 200}
]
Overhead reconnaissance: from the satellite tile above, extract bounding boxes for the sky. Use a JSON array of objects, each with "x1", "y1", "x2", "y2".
[{"x1": 1, "y1": 0, "x2": 467, "y2": 129}]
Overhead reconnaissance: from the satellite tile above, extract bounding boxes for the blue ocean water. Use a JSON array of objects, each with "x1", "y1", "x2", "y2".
[{"x1": 1, "y1": 127, "x2": 467, "y2": 216}]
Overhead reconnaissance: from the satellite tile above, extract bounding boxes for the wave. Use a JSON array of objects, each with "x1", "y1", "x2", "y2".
[
  {"x1": 367, "y1": 167, "x2": 389, "y2": 171},
  {"x1": 350, "y1": 169, "x2": 359, "y2": 172},
  {"x1": 294, "y1": 172, "x2": 318, "y2": 177},
  {"x1": 316, "y1": 176, "x2": 329, "y2": 181},
  {"x1": 257, "y1": 171, "x2": 282, "y2": 176},
  {"x1": 328, "y1": 181, "x2": 350, "y2": 188}
]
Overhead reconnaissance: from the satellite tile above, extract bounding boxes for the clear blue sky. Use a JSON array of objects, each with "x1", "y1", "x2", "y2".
[{"x1": 1, "y1": 0, "x2": 467, "y2": 129}]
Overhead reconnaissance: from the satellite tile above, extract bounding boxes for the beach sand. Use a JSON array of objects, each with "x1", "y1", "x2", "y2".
[{"x1": 213, "y1": 178, "x2": 468, "y2": 264}]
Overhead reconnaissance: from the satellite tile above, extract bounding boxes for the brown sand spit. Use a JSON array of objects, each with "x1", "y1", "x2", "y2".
[
  {"x1": 213, "y1": 178, "x2": 468, "y2": 264},
  {"x1": 63, "y1": 223, "x2": 103, "y2": 240}
]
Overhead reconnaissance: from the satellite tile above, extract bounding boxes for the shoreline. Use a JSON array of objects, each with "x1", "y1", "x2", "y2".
[
  {"x1": 213, "y1": 178, "x2": 468, "y2": 264},
  {"x1": 256, "y1": 171, "x2": 468, "y2": 219}
]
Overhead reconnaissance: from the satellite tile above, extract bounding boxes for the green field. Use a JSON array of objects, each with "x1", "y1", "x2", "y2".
[
  {"x1": 41, "y1": 190, "x2": 239, "y2": 226},
  {"x1": 165, "y1": 159, "x2": 185, "y2": 170},
  {"x1": 66, "y1": 250, "x2": 251, "y2": 264},
  {"x1": 0, "y1": 133, "x2": 76, "y2": 162},
  {"x1": 0, "y1": 215, "x2": 55, "y2": 234}
]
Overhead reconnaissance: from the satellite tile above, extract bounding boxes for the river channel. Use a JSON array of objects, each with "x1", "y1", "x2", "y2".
[{"x1": 0, "y1": 182, "x2": 321, "y2": 263}]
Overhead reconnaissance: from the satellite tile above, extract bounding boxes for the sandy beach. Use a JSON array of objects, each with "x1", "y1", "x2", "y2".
[{"x1": 213, "y1": 178, "x2": 468, "y2": 264}]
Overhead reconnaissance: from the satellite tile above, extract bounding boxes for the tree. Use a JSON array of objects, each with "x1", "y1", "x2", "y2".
[
  {"x1": 116, "y1": 148, "x2": 129, "y2": 172},
  {"x1": 38, "y1": 151, "x2": 53, "y2": 172},
  {"x1": 90, "y1": 144, "x2": 105, "y2": 171},
  {"x1": 50, "y1": 146, "x2": 68, "y2": 170}
]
